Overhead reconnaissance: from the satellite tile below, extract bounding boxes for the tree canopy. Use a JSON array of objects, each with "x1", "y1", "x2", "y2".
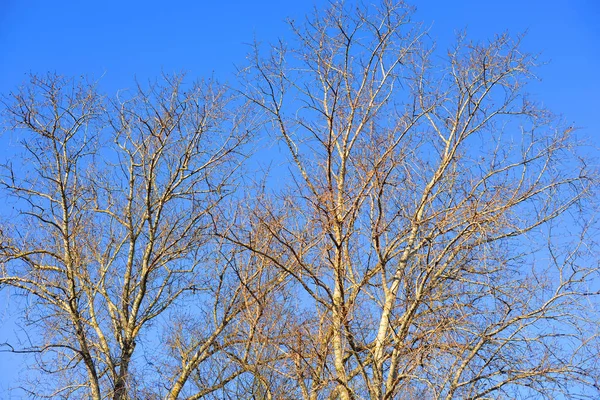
[{"x1": 1, "y1": 2, "x2": 598, "y2": 399}]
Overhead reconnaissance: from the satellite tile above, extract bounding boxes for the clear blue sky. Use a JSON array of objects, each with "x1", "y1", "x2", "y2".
[{"x1": 1, "y1": 0, "x2": 598, "y2": 394}]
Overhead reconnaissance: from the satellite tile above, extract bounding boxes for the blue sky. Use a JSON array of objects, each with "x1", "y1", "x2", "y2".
[
  {"x1": 0, "y1": 0, "x2": 598, "y2": 394},
  {"x1": 0, "y1": 0, "x2": 598, "y2": 129}
]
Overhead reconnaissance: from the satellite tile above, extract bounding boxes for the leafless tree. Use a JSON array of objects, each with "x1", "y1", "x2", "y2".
[
  {"x1": 1, "y1": 2, "x2": 599, "y2": 400},
  {"x1": 0, "y1": 74, "x2": 280, "y2": 399},
  {"x1": 234, "y1": 1, "x2": 600, "y2": 399}
]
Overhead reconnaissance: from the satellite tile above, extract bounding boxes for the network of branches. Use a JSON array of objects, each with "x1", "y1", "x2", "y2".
[{"x1": 0, "y1": 1, "x2": 598, "y2": 399}]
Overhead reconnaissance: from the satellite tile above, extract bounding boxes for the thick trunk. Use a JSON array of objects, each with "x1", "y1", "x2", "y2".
[{"x1": 113, "y1": 343, "x2": 134, "y2": 400}]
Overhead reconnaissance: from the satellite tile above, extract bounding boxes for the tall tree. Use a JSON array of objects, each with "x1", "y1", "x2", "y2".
[
  {"x1": 1, "y1": 2, "x2": 599, "y2": 399},
  {"x1": 236, "y1": 1, "x2": 600, "y2": 399},
  {"x1": 0, "y1": 74, "x2": 269, "y2": 399}
]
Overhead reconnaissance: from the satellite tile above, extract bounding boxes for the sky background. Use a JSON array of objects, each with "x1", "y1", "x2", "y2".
[{"x1": 0, "y1": 0, "x2": 598, "y2": 395}]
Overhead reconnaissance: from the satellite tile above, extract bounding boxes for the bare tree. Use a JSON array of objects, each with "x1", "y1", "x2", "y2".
[
  {"x1": 1, "y1": 2, "x2": 599, "y2": 400},
  {"x1": 0, "y1": 74, "x2": 272, "y2": 399},
  {"x1": 235, "y1": 1, "x2": 600, "y2": 399}
]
